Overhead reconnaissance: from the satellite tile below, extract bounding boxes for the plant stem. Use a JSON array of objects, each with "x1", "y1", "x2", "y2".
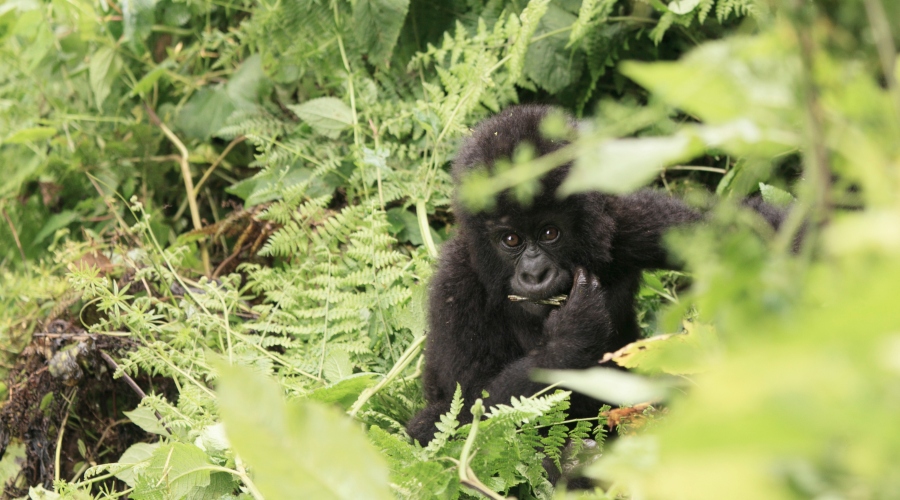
[
  {"x1": 458, "y1": 399, "x2": 507, "y2": 499},
  {"x1": 348, "y1": 335, "x2": 426, "y2": 417}
]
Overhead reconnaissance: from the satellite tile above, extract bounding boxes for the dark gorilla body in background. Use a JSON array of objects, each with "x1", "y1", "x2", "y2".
[{"x1": 407, "y1": 105, "x2": 786, "y2": 447}]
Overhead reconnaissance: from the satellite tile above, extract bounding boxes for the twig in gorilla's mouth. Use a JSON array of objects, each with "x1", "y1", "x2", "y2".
[{"x1": 507, "y1": 294, "x2": 568, "y2": 306}]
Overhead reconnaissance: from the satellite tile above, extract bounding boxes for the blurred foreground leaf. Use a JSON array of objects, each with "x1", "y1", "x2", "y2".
[{"x1": 218, "y1": 364, "x2": 392, "y2": 500}]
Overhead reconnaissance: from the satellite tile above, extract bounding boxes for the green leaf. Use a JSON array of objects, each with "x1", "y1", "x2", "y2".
[
  {"x1": 758, "y1": 183, "x2": 794, "y2": 207},
  {"x1": 667, "y1": 0, "x2": 700, "y2": 14},
  {"x1": 508, "y1": 0, "x2": 551, "y2": 82},
  {"x1": 176, "y1": 88, "x2": 236, "y2": 140},
  {"x1": 130, "y1": 64, "x2": 170, "y2": 97},
  {"x1": 226, "y1": 54, "x2": 270, "y2": 108},
  {"x1": 562, "y1": 135, "x2": 702, "y2": 194},
  {"x1": 352, "y1": 0, "x2": 410, "y2": 66},
  {"x1": 0, "y1": 440, "x2": 25, "y2": 487},
  {"x1": 31, "y1": 210, "x2": 77, "y2": 246},
  {"x1": 89, "y1": 46, "x2": 121, "y2": 110},
  {"x1": 135, "y1": 443, "x2": 211, "y2": 499},
  {"x1": 524, "y1": 4, "x2": 582, "y2": 93},
  {"x1": 603, "y1": 322, "x2": 715, "y2": 375},
  {"x1": 3, "y1": 127, "x2": 56, "y2": 144},
  {"x1": 217, "y1": 364, "x2": 392, "y2": 500},
  {"x1": 533, "y1": 367, "x2": 669, "y2": 404},
  {"x1": 226, "y1": 163, "x2": 336, "y2": 206},
  {"x1": 288, "y1": 97, "x2": 354, "y2": 138},
  {"x1": 124, "y1": 406, "x2": 169, "y2": 436},
  {"x1": 308, "y1": 374, "x2": 378, "y2": 409},
  {"x1": 323, "y1": 348, "x2": 353, "y2": 383},
  {"x1": 114, "y1": 442, "x2": 159, "y2": 487},
  {"x1": 122, "y1": 0, "x2": 156, "y2": 44}
]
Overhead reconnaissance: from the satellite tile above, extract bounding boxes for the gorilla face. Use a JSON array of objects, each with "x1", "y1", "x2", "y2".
[{"x1": 485, "y1": 213, "x2": 574, "y2": 316}]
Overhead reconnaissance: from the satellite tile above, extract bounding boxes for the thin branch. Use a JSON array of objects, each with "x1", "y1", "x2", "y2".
[
  {"x1": 99, "y1": 350, "x2": 174, "y2": 435},
  {"x1": 348, "y1": 335, "x2": 426, "y2": 417},
  {"x1": 1, "y1": 206, "x2": 26, "y2": 264},
  {"x1": 193, "y1": 136, "x2": 246, "y2": 198},
  {"x1": 144, "y1": 103, "x2": 211, "y2": 275},
  {"x1": 863, "y1": 0, "x2": 900, "y2": 117}
]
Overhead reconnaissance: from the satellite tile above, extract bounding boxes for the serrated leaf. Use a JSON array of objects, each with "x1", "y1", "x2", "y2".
[
  {"x1": 288, "y1": 97, "x2": 354, "y2": 138},
  {"x1": 114, "y1": 442, "x2": 159, "y2": 487},
  {"x1": 124, "y1": 406, "x2": 169, "y2": 436},
  {"x1": 353, "y1": 0, "x2": 409, "y2": 66},
  {"x1": 218, "y1": 364, "x2": 391, "y2": 500},
  {"x1": 4, "y1": 127, "x2": 56, "y2": 144}
]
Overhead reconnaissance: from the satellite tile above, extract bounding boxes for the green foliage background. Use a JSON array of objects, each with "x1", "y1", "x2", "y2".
[{"x1": 1, "y1": 0, "x2": 900, "y2": 498}]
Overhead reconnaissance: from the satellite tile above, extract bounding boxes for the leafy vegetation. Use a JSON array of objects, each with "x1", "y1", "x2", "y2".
[{"x1": 2, "y1": 0, "x2": 899, "y2": 498}]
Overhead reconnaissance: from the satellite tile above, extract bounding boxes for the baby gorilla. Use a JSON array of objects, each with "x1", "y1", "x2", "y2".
[{"x1": 407, "y1": 105, "x2": 784, "y2": 447}]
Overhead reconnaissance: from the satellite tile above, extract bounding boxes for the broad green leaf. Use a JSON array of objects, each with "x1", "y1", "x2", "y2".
[
  {"x1": 602, "y1": 322, "x2": 715, "y2": 375},
  {"x1": 226, "y1": 163, "x2": 336, "y2": 206},
  {"x1": 4, "y1": 127, "x2": 56, "y2": 144},
  {"x1": 176, "y1": 88, "x2": 236, "y2": 140},
  {"x1": 122, "y1": 0, "x2": 156, "y2": 44},
  {"x1": 135, "y1": 443, "x2": 211, "y2": 499},
  {"x1": 218, "y1": 364, "x2": 391, "y2": 500},
  {"x1": 533, "y1": 367, "x2": 669, "y2": 404},
  {"x1": 386, "y1": 207, "x2": 442, "y2": 246},
  {"x1": 562, "y1": 135, "x2": 702, "y2": 194},
  {"x1": 621, "y1": 38, "x2": 797, "y2": 125},
  {"x1": 524, "y1": 4, "x2": 582, "y2": 93},
  {"x1": 288, "y1": 97, "x2": 354, "y2": 138},
  {"x1": 667, "y1": 0, "x2": 700, "y2": 14},
  {"x1": 89, "y1": 46, "x2": 121, "y2": 109},
  {"x1": 623, "y1": 60, "x2": 745, "y2": 124},
  {"x1": 114, "y1": 442, "x2": 159, "y2": 487},
  {"x1": 124, "y1": 406, "x2": 169, "y2": 436},
  {"x1": 31, "y1": 210, "x2": 77, "y2": 246},
  {"x1": 308, "y1": 373, "x2": 379, "y2": 409},
  {"x1": 0, "y1": 440, "x2": 25, "y2": 487},
  {"x1": 758, "y1": 183, "x2": 794, "y2": 207},
  {"x1": 226, "y1": 54, "x2": 270, "y2": 108},
  {"x1": 352, "y1": 0, "x2": 410, "y2": 66},
  {"x1": 323, "y1": 348, "x2": 353, "y2": 383}
]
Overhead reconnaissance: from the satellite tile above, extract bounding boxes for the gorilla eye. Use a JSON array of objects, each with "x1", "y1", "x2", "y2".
[
  {"x1": 540, "y1": 226, "x2": 560, "y2": 242},
  {"x1": 501, "y1": 233, "x2": 522, "y2": 247}
]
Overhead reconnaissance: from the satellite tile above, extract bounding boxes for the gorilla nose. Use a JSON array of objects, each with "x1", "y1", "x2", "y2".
[{"x1": 519, "y1": 265, "x2": 556, "y2": 293}]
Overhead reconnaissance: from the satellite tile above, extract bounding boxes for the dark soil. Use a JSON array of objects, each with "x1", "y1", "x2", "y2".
[{"x1": 0, "y1": 319, "x2": 175, "y2": 498}]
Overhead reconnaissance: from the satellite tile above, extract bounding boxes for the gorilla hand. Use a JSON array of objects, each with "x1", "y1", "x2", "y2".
[{"x1": 541, "y1": 267, "x2": 612, "y2": 368}]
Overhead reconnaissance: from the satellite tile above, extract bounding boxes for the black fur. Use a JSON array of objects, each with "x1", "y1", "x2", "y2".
[{"x1": 407, "y1": 105, "x2": 778, "y2": 445}]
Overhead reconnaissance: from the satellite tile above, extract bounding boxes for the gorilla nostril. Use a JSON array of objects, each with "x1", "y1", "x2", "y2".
[{"x1": 520, "y1": 266, "x2": 554, "y2": 288}]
